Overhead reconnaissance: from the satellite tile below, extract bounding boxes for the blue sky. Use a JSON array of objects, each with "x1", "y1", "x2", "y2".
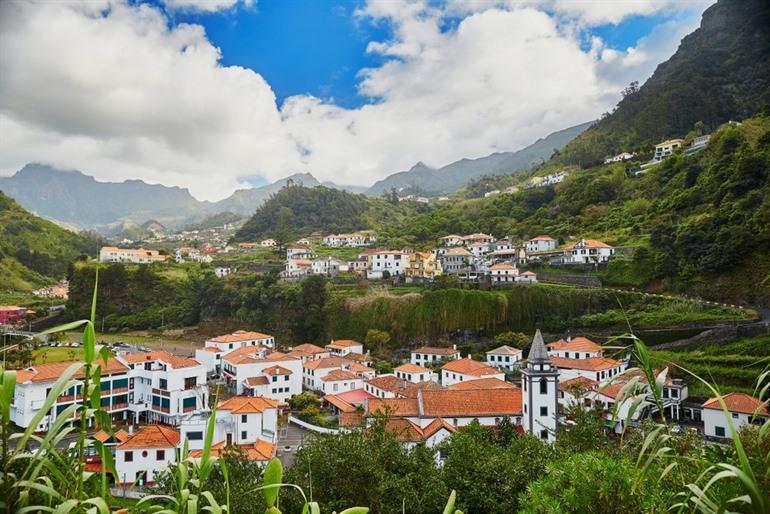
[{"x1": 155, "y1": 0, "x2": 681, "y2": 109}]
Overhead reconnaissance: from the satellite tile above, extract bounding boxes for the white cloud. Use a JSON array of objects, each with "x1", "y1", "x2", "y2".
[
  {"x1": 162, "y1": 0, "x2": 254, "y2": 13},
  {"x1": 0, "y1": 0, "x2": 712, "y2": 201}
]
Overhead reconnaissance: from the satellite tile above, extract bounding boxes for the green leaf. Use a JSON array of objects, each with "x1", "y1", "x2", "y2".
[
  {"x1": 339, "y1": 508, "x2": 369, "y2": 514},
  {"x1": 262, "y1": 458, "x2": 283, "y2": 507},
  {"x1": 442, "y1": 490, "x2": 456, "y2": 514}
]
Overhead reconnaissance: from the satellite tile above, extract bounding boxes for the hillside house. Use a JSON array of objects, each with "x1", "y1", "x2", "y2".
[
  {"x1": 488, "y1": 262, "x2": 519, "y2": 283},
  {"x1": 394, "y1": 363, "x2": 436, "y2": 383},
  {"x1": 221, "y1": 348, "x2": 302, "y2": 400},
  {"x1": 485, "y1": 346, "x2": 523, "y2": 370},
  {"x1": 367, "y1": 250, "x2": 406, "y2": 279},
  {"x1": 411, "y1": 346, "x2": 461, "y2": 366},
  {"x1": 195, "y1": 330, "x2": 275, "y2": 373},
  {"x1": 515, "y1": 271, "x2": 538, "y2": 283},
  {"x1": 325, "y1": 339, "x2": 365, "y2": 357},
  {"x1": 525, "y1": 235, "x2": 558, "y2": 253},
  {"x1": 439, "y1": 235, "x2": 463, "y2": 247},
  {"x1": 653, "y1": 138, "x2": 684, "y2": 161},
  {"x1": 439, "y1": 247, "x2": 474, "y2": 274},
  {"x1": 441, "y1": 357, "x2": 505, "y2": 386},
  {"x1": 563, "y1": 239, "x2": 614, "y2": 264},
  {"x1": 115, "y1": 425, "x2": 179, "y2": 486},
  {"x1": 547, "y1": 337, "x2": 603, "y2": 359},
  {"x1": 404, "y1": 251, "x2": 443, "y2": 282},
  {"x1": 702, "y1": 393, "x2": 768, "y2": 439},
  {"x1": 604, "y1": 152, "x2": 635, "y2": 164},
  {"x1": 99, "y1": 247, "x2": 166, "y2": 264}
]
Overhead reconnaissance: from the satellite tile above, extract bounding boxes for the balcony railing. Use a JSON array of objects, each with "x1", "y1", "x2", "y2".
[
  {"x1": 110, "y1": 387, "x2": 129, "y2": 395},
  {"x1": 183, "y1": 405, "x2": 196, "y2": 413},
  {"x1": 157, "y1": 406, "x2": 170, "y2": 414},
  {"x1": 152, "y1": 388, "x2": 171, "y2": 397},
  {"x1": 109, "y1": 403, "x2": 128, "y2": 411}
]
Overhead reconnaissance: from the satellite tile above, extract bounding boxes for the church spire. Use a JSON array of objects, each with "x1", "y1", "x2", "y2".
[{"x1": 528, "y1": 329, "x2": 549, "y2": 364}]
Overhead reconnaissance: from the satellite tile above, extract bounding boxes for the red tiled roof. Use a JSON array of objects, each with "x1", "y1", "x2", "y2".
[
  {"x1": 321, "y1": 369, "x2": 359, "y2": 382},
  {"x1": 118, "y1": 425, "x2": 180, "y2": 449},
  {"x1": 557, "y1": 376, "x2": 598, "y2": 392},
  {"x1": 120, "y1": 351, "x2": 201, "y2": 369},
  {"x1": 564, "y1": 239, "x2": 612, "y2": 250},
  {"x1": 208, "y1": 330, "x2": 273, "y2": 343},
  {"x1": 368, "y1": 388, "x2": 522, "y2": 418},
  {"x1": 326, "y1": 339, "x2": 362, "y2": 349},
  {"x1": 551, "y1": 356, "x2": 621, "y2": 371},
  {"x1": 190, "y1": 440, "x2": 276, "y2": 461},
  {"x1": 15, "y1": 357, "x2": 128, "y2": 383},
  {"x1": 548, "y1": 337, "x2": 602, "y2": 352},
  {"x1": 218, "y1": 396, "x2": 279, "y2": 414},
  {"x1": 263, "y1": 365, "x2": 292, "y2": 376},
  {"x1": 303, "y1": 356, "x2": 350, "y2": 370},
  {"x1": 244, "y1": 376, "x2": 270, "y2": 386},
  {"x1": 291, "y1": 343, "x2": 327, "y2": 354},
  {"x1": 395, "y1": 363, "x2": 431, "y2": 374},
  {"x1": 702, "y1": 392, "x2": 769, "y2": 416},
  {"x1": 448, "y1": 378, "x2": 515, "y2": 390},
  {"x1": 442, "y1": 357, "x2": 501, "y2": 377},
  {"x1": 366, "y1": 375, "x2": 408, "y2": 392},
  {"x1": 412, "y1": 346, "x2": 459, "y2": 356}
]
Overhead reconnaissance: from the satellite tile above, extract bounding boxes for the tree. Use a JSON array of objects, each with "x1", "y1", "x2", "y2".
[
  {"x1": 493, "y1": 331, "x2": 529, "y2": 349},
  {"x1": 365, "y1": 329, "x2": 391, "y2": 357},
  {"x1": 272, "y1": 206, "x2": 295, "y2": 251}
]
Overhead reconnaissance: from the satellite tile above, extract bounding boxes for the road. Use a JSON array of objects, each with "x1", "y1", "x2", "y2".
[{"x1": 276, "y1": 421, "x2": 309, "y2": 468}]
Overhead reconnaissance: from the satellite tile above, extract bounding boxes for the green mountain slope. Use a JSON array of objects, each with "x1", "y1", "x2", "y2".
[
  {"x1": 0, "y1": 191, "x2": 95, "y2": 291},
  {"x1": 556, "y1": 0, "x2": 770, "y2": 167},
  {"x1": 366, "y1": 121, "x2": 593, "y2": 196}
]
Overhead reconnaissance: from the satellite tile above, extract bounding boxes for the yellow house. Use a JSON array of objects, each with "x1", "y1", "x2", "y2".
[
  {"x1": 405, "y1": 252, "x2": 443, "y2": 281},
  {"x1": 654, "y1": 138, "x2": 684, "y2": 161}
]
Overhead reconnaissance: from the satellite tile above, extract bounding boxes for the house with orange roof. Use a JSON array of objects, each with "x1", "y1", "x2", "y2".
[
  {"x1": 189, "y1": 439, "x2": 277, "y2": 463},
  {"x1": 196, "y1": 330, "x2": 275, "y2": 374},
  {"x1": 488, "y1": 262, "x2": 519, "y2": 283},
  {"x1": 547, "y1": 336, "x2": 603, "y2": 359},
  {"x1": 221, "y1": 347, "x2": 302, "y2": 399},
  {"x1": 285, "y1": 343, "x2": 330, "y2": 363},
  {"x1": 115, "y1": 425, "x2": 180, "y2": 486},
  {"x1": 366, "y1": 250, "x2": 407, "y2": 279},
  {"x1": 10, "y1": 357, "x2": 131, "y2": 431},
  {"x1": 394, "y1": 363, "x2": 436, "y2": 383},
  {"x1": 438, "y1": 234, "x2": 463, "y2": 247},
  {"x1": 320, "y1": 369, "x2": 364, "y2": 395},
  {"x1": 179, "y1": 396, "x2": 278, "y2": 455},
  {"x1": 525, "y1": 235, "x2": 558, "y2": 253},
  {"x1": 380, "y1": 417, "x2": 456, "y2": 453},
  {"x1": 116, "y1": 351, "x2": 208, "y2": 425},
  {"x1": 440, "y1": 357, "x2": 505, "y2": 387},
  {"x1": 410, "y1": 345, "x2": 461, "y2": 366},
  {"x1": 364, "y1": 375, "x2": 410, "y2": 399},
  {"x1": 485, "y1": 345, "x2": 523, "y2": 371},
  {"x1": 404, "y1": 251, "x2": 443, "y2": 282},
  {"x1": 325, "y1": 339, "x2": 364, "y2": 357},
  {"x1": 563, "y1": 239, "x2": 615, "y2": 264},
  {"x1": 702, "y1": 392, "x2": 768, "y2": 439},
  {"x1": 303, "y1": 356, "x2": 375, "y2": 392},
  {"x1": 366, "y1": 388, "x2": 523, "y2": 430},
  {"x1": 448, "y1": 377, "x2": 515, "y2": 391},
  {"x1": 550, "y1": 355, "x2": 627, "y2": 383}
]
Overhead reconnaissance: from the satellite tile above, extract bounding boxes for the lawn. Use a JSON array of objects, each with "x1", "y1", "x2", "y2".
[{"x1": 58, "y1": 331, "x2": 203, "y2": 353}]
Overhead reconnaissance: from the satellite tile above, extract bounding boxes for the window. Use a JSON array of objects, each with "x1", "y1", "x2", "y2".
[
  {"x1": 241, "y1": 414, "x2": 247, "y2": 423},
  {"x1": 540, "y1": 430, "x2": 548, "y2": 440},
  {"x1": 272, "y1": 376, "x2": 278, "y2": 382},
  {"x1": 159, "y1": 378, "x2": 168, "y2": 390},
  {"x1": 452, "y1": 418, "x2": 458, "y2": 427},
  {"x1": 732, "y1": 413, "x2": 739, "y2": 419},
  {"x1": 539, "y1": 378, "x2": 548, "y2": 394},
  {"x1": 284, "y1": 375, "x2": 289, "y2": 381},
  {"x1": 241, "y1": 431, "x2": 247, "y2": 440},
  {"x1": 715, "y1": 426, "x2": 726, "y2": 437},
  {"x1": 184, "y1": 377, "x2": 197, "y2": 390},
  {"x1": 187, "y1": 431, "x2": 203, "y2": 441},
  {"x1": 157, "y1": 450, "x2": 165, "y2": 460},
  {"x1": 540, "y1": 406, "x2": 548, "y2": 416},
  {"x1": 125, "y1": 451, "x2": 133, "y2": 462}
]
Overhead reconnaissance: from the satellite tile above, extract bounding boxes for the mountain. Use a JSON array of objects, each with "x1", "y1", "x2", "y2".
[
  {"x1": 0, "y1": 190, "x2": 97, "y2": 291},
  {"x1": 365, "y1": 121, "x2": 593, "y2": 196},
  {"x1": 0, "y1": 163, "x2": 204, "y2": 233},
  {"x1": 232, "y1": 184, "x2": 375, "y2": 243},
  {"x1": 210, "y1": 173, "x2": 321, "y2": 215},
  {"x1": 556, "y1": 0, "x2": 770, "y2": 167}
]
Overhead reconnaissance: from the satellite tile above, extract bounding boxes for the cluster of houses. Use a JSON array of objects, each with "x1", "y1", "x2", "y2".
[
  {"x1": 0, "y1": 305, "x2": 36, "y2": 324},
  {"x1": 605, "y1": 133, "x2": 712, "y2": 174},
  {"x1": 8, "y1": 326, "x2": 768, "y2": 487},
  {"x1": 283, "y1": 231, "x2": 617, "y2": 281}
]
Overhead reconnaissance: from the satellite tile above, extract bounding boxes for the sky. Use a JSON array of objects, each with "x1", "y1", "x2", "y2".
[{"x1": 0, "y1": 0, "x2": 714, "y2": 201}]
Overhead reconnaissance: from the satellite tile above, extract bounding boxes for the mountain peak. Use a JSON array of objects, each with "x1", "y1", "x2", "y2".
[{"x1": 410, "y1": 161, "x2": 431, "y2": 171}]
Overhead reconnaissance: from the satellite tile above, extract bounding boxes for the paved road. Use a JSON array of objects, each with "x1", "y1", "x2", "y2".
[{"x1": 276, "y1": 421, "x2": 309, "y2": 468}]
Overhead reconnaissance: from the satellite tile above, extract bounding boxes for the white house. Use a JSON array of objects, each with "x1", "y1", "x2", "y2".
[
  {"x1": 438, "y1": 235, "x2": 463, "y2": 247},
  {"x1": 488, "y1": 263, "x2": 519, "y2": 283},
  {"x1": 325, "y1": 339, "x2": 364, "y2": 357},
  {"x1": 653, "y1": 139, "x2": 684, "y2": 161},
  {"x1": 440, "y1": 357, "x2": 505, "y2": 387},
  {"x1": 381, "y1": 417, "x2": 456, "y2": 454},
  {"x1": 547, "y1": 337, "x2": 603, "y2": 359},
  {"x1": 221, "y1": 347, "x2": 302, "y2": 399},
  {"x1": 394, "y1": 363, "x2": 435, "y2": 383},
  {"x1": 195, "y1": 330, "x2": 276, "y2": 374},
  {"x1": 515, "y1": 271, "x2": 538, "y2": 283},
  {"x1": 525, "y1": 236, "x2": 558, "y2": 253},
  {"x1": 702, "y1": 393, "x2": 768, "y2": 439},
  {"x1": 467, "y1": 242, "x2": 490, "y2": 257},
  {"x1": 285, "y1": 343, "x2": 330, "y2": 363},
  {"x1": 260, "y1": 239, "x2": 277, "y2": 247},
  {"x1": 550, "y1": 356, "x2": 627, "y2": 383},
  {"x1": 411, "y1": 346, "x2": 461, "y2": 366},
  {"x1": 311, "y1": 257, "x2": 345, "y2": 277},
  {"x1": 320, "y1": 369, "x2": 364, "y2": 395},
  {"x1": 118, "y1": 351, "x2": 209, "y2": 425},
  {"x1": 284, "y1": 259, "x2": 312, "y2": 278},
  {"x1": 604, "y1": 152, "x2": 635, "y2": 164},
  {"x1": 364, "y1": 375, "x2": 409, "y2": 399},
  {"x1": 115, "y1": 425, "x2": 179, "y2": 486},
  {"x1": 485, "y1": 346, "x2": 523, "y2": 371},
  {"x1": 521, "y1": 330, "x2": 559, "y2": 443},
  {"x1": 99, "y1": 247, "x2": 166, "y2": 264},
  {"x1": 214, "y1": 266, "x2": 235, "y2": 278},
  {"x1": 367, "y1": 251, "x2": 406, "y2": 279},
  {"x1": 303, "y1": 357, "x2": 375, "y2": 392},
  {"x1": 563, "y1": 239, "x2": 614, "y2": 264},
  {"x1": 286, "y1": 245, "x2": 313, "y2": 260}
]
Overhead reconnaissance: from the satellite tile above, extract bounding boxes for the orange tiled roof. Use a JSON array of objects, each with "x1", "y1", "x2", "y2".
[
  {"x1": 366, "y1": 375, "x2": 408, "y2": 392},
  {"x1": 190, "y1": 440, "x2": 276, "y2": 461},
  {"x1": 263, "y1": 365, "x2": 292, "y2": 376},
  {"x1": 486, "y1": 345, "x2": 522, "y2": 356},
  {"x1": 564, "y1": 239, "x2": 612, "y2": 250},
  {"x1": 120, "y1": 351, "x2": 201, "y2": 369},
  {"x1": 702, "y1": 392, "x2": 769, "y2": 416},
  {"x1": 557, "y1": 376, "x2": 598, "y2": 392},
  {"x1": 548, "y1": 337, "x2": 602, "y2": 352},
  {"x1": 218, "y1": 396, "x2": 278, "y2": 413},
  {"x1": 209, "y1": 330, "x2": 273, "y2": 343},
  {"x1": 321, "y1": 369, "x2": 359, "y2": 382},
  {"x1": 201, "y1": 347, "x2": 224, "y2": 353},
  {"x1": 395, "y1": 363, "x2": 431, "y2": 374},
  {"x1": 442, "y1": 357, "x2": 501, "y2": 377},
  {"x1": 423, "y1": 417, "x2": 457, "y2": 438},
  {"x1": 244, "y1": 376, "x2": 270, "y2": 386},
  {"x1": 93, "y1": 428, "x2": 130, "y2": 443},
  {"x1": 489, "y1": 263, "x2": 516, "y2": 270},
  {"x1": 529, "y1": 235, "x2": 556, "y2": 241},
  {"x1": 382, "y1": 418, "x2": 425, "y2": 442},
  {"x1": 221, "y1": 345, "x2": 273, "y2": 365},
  {"x1": 15, "y1": 357, "x2": 128, "y2": 383},
  {"x1": 551, "y1": 356, "x2": 620, "y2": 372},
  {"x1": 369, "y1": 388, "x2": 522, "y2": 418},
  {"x1": 448, "y1": 377, "x2": 515, "y2": 390},
  {"x1": 326, "y1": 339, "x2": 362, "y2": 349},
  {"x1": 303, "y1": 356, "x2": 350, "y2": 370},
  {"x1": 401, "y1": 380, "x2": 445, "y2": 397},
  {"x1": 118, "y1": 425, "x2": 180, "y2": 449},
  {"x1": 291, "y1": 343, "x2": 327, "y2": 354}
]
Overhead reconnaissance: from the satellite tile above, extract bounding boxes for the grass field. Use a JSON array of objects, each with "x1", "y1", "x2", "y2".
[{"x1": 650, "y1": 335, "x2": 770, "y2": 399}]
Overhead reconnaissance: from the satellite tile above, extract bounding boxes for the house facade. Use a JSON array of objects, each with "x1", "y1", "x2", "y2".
[{"x1": 563, "y1": 239, "x2": 614, "y2": 264}]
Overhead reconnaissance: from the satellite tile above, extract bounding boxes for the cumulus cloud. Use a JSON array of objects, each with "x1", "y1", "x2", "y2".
[
  {"x1": 162, "y1": 0, "x2": 254, "y2": 13},
  {"x1": 0, "y1": 0, "x2": 711, "y2": 200}
]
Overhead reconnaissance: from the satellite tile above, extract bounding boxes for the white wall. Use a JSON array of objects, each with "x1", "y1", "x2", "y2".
[{"x1": 115, "y1": 446, "x2": 176, "y2": 485}]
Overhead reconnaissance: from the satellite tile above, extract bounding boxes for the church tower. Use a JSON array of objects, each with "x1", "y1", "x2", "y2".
[{"x1": 521, "y1": 329, "x2": 559, "y2": 442}]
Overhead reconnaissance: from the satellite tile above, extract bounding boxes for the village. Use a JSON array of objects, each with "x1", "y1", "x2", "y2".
[{"x1": 7, "y1": 323, "x2": 767, "y2": 490}]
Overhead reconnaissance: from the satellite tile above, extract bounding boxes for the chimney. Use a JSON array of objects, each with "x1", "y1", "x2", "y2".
[
  {"x1": 452, "y1": 344, "x2": 456, "y2": 350},
  {"x1": 128, "y1": 425, "x2": 135, "y2": 435}
]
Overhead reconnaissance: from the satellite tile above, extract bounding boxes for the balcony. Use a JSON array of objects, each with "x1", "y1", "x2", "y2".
[
  {"x1": 156, "y1": 406, "x2": 170, "y2": 414},
  {"x1": 152, "y1": 388, "x2": 171, "y2": 397},
  {"x1": 109, "y1": 403, "x2": 128, "y2": 411},
  {"x1": 110, "y1": 387, "x2": 129, "y2": 395},
  {"x1": 183, "y1": 405, "x2": 196, "y2": 413}
]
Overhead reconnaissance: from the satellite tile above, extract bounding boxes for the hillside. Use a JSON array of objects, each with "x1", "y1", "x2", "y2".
[
  {"x1": 366, "y1": 121, "x2": 593, "y2": 196},
  {"x1": 556, "y1": 0, "x2": 770, "y2": 167},
  {"x1": 0, "y1": 191, "x2": 95, "y2": 291},
  {"x1": 210, "y1": 173, "x2": 322, "y2": 216}
]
